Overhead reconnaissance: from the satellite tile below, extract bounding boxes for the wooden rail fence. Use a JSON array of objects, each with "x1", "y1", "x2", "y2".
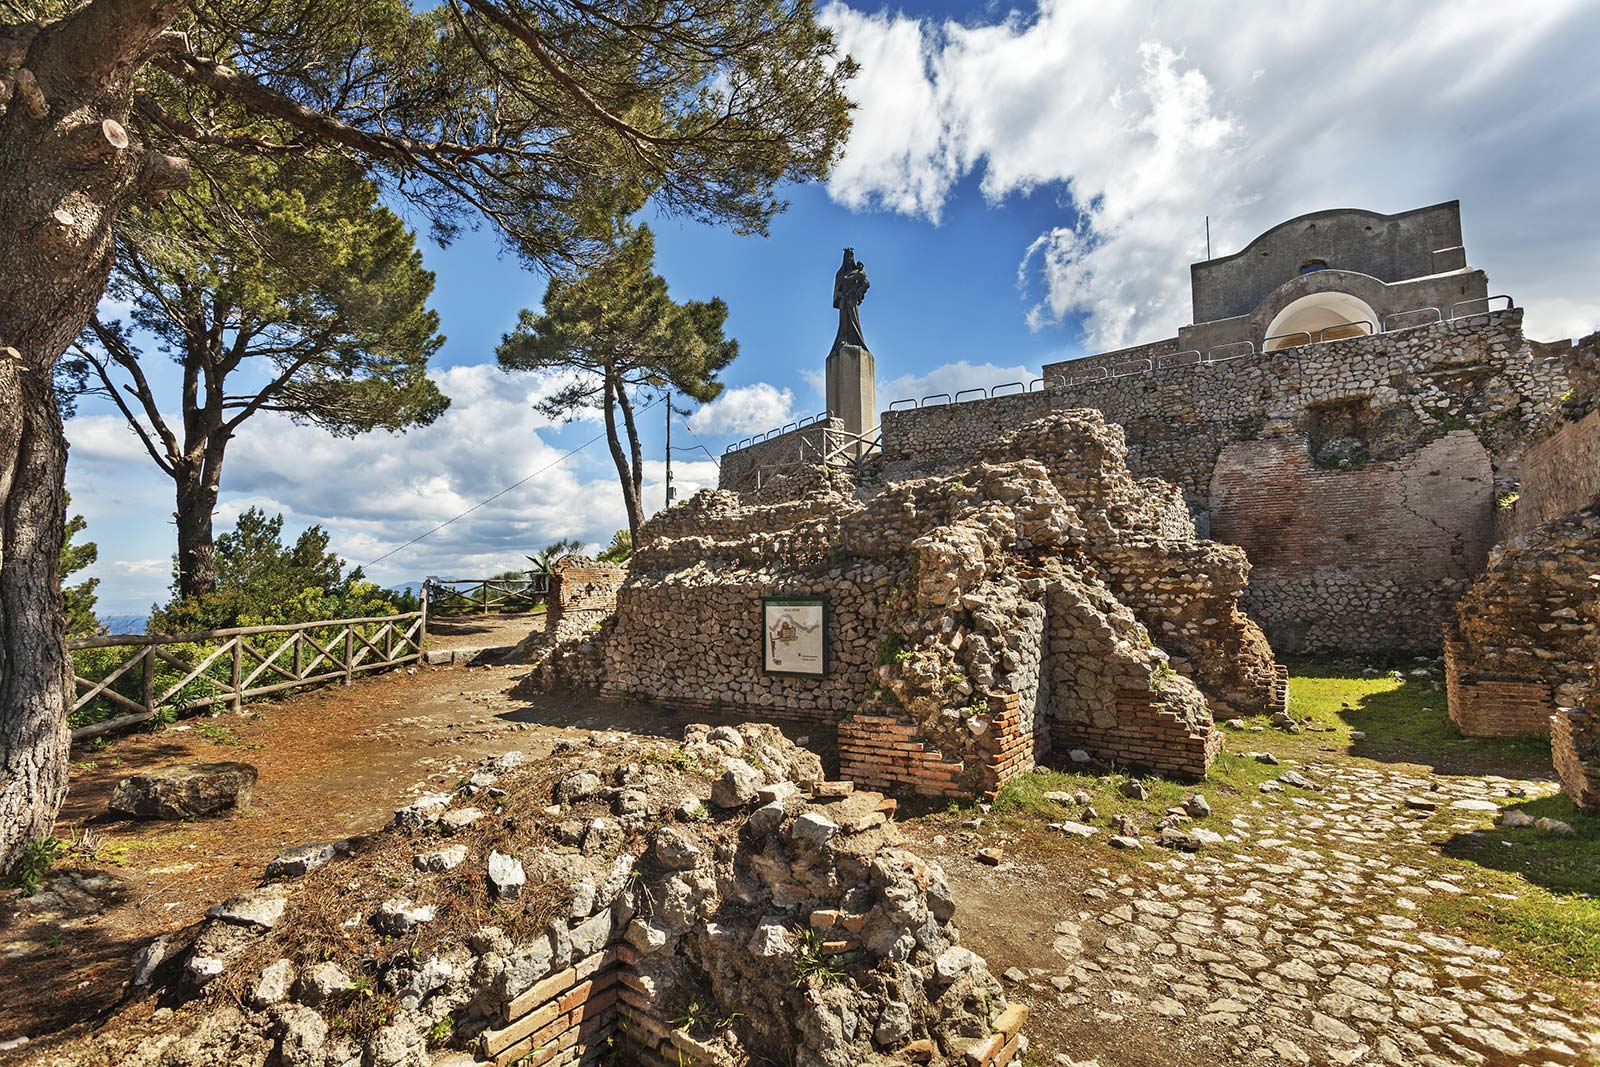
[
  {"x1": 425, "y1": 573, "x2": 549, "y2": 614},
  {"x1": 68, "y1": 605, "x2": 428, "y2": 742}
]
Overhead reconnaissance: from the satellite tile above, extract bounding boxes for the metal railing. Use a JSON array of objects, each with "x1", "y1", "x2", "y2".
[
  {"x1": 750, "y1": 424, "x2": 882, "y2": 489},
  {"x1": 725, "y1": 411, "x2": 830, "y2": 454},
  {"x1": 882, "y1": 295, "x2": 1517, "y2": 406}
]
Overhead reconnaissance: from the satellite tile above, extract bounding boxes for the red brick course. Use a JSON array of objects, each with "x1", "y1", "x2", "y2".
[
  {"x1": 1552, "y1": 708, "x2": 1600, "y2": 813},
  {"x1": 1443, "y1": 633, "x2": 1555, "y2": 738},
  {"x1": 1053, "y1": 689, "x2": 1219, "y2": 780}
]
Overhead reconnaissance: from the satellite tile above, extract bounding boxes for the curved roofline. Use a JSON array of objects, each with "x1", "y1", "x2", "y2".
[{"x1": 1192, "y1": 200, "x2": 1461, "y2": 270}]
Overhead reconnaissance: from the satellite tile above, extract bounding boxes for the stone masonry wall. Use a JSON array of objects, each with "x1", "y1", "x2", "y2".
[
  {"x1": 547, "y1": 412, "x2": 1281, "y2": 794},
  {"x1": 1553, "y1": 709, "x2": 1600, "y2": 813},
  {"x1": 1496, "y1": 405, "x2": 1600, "y2": 543},
  {"x1": 1209, "y1": 432, "x2": 1494, "y2": 654},
  {"x1": 1442, "y1": 634, "x2": 1556, "y2": 739},
  {"x1": 865, "y1": 312, "x2": 1568, "y2": 654},
  {"x1": 1037, "y1": 311, "x2": 1564, "y2": 507},
  {"x1": 719, "y1": 420, "x2": 840, "y2": 492},
  {"x1": 1450, "y1": 504, "x2": 1600, "y2": 714},
  {"x1": 878, "y1": 391, "x2": 1054, "y2": 478}
]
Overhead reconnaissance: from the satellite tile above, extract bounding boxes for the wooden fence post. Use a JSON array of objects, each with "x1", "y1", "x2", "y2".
[
  {"x1": 482, "y1": 581, "x2": 490, "y2": 614},
  {"x1": 293, "y1": 632, "x2": 303, "y2": 679},
  {"x1": 230, "y1": 638, "x2": 243, "y2": 713},
  {"x1": 420, "y1": 583, "x2": 429, "y2": 651},
  {"x1": 142, "y1": 646, "x2": 155, "y2": 716},
  {"x1": 344, "y1": 629, "x2": 354, "y2": 686}
]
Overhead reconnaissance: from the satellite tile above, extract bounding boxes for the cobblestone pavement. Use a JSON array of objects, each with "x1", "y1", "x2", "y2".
[{"x1": 910, "y1": 761, "x2": 1599, "y2": 1067}]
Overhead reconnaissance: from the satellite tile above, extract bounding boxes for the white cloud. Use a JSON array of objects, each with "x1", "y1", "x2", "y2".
[
  {"x1": 112, "y1": 559, "x2": 167, "y2": 576},
  {"x1": 66, "y1": 363, "x2": 664, "y2": 609},
  {"x1": 686, "y1": 382, "x2": 799, "y2": 435},
  {"x1": 822, "y1": 0, "x2": 1600, "y2": 346},
  {"x1": 881, "y1": 360, "x2": 1039, "y2": 405}
]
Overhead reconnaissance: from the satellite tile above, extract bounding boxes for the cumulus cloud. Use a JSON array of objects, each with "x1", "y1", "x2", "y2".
[
  {"x1": 822, "y1": 0, "x2": 1600, "y2": 346},
  {"x1": 687, "y1": 382, "x2": 799, "y2": 435},
  {"x1": 66, "y1": 363, "x2": 670, "y2": 609},
  {"x1": 880, "y1": 360, "x2": 1039, "y2": 405}
]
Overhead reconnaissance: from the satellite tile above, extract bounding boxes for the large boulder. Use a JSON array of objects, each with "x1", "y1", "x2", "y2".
[{"x1": 109, "y1": 762, "x2": 258, "y2": 819}]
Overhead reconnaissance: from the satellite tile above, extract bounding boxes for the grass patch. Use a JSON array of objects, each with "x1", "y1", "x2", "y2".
[
  {"x1": 1281, "y1": 658, "x2": 1551, "y2": 777},
  {"x1": 1439, "y1": 793, "x2": 1600, "y2": 897},
  {"x1": 1426, "y1": 882, "x2": 1600, "y2": 988},
  {"x1": 985, "y1": 751, "x2": 1288, "y2": 853}
]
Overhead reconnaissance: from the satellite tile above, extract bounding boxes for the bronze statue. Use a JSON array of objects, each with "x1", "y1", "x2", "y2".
[{"x1": 831, "y1": 247, "x2": 870, "y2": 354}]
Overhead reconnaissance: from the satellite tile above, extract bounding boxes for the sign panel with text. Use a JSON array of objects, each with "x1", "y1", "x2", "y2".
[{"x1": 762, "y1": 596, "x2": 828, "y2": 677}]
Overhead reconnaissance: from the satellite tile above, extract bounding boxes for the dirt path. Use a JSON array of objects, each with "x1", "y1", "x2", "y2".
[
  {"x1": 0, "y1": 652, "x2": 745, "y2": 1047},
  {"x1": 424, "y1": 611, "x2": 543, "y2": 653}
]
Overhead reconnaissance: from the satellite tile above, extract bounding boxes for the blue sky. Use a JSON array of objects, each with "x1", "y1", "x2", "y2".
[{"x1": 67, "y1": 0, "x2": 1600, "y2": 615}]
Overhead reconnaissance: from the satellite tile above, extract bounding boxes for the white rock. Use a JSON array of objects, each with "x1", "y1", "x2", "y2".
[
  {"x1": 488, "y1": 851, "x2": 526, "y2": 899},
  {"x1": 414, "y1": 844, "x2": 469, "y2": 872}
]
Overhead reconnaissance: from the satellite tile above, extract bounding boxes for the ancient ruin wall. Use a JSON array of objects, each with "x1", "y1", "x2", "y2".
[
  {"x1": 41, "y1": 728, "x2": 1030, "y2": 1067},
  {"x1": 1037, "y1": 310, "x2": 1563, "y2": 506},
  {"x1": 1496, "y1": 405, "x2": 1600, "y2": 542},
  {"x1": 1445, "y1": 504, "x2": 1600, "y2": 729},
  {"x1": 719, "y1": 419, "x2": 840, "y2": 493},
  {"x1": 550, "y1": 412, "x2": 1280, "y2": 792},
  {"x1": 548, "y1": 556, "x2": 627, "y2": 642},
  {"x1": 1209, "y1": 432, "x2": 1495, "y2": 654}
]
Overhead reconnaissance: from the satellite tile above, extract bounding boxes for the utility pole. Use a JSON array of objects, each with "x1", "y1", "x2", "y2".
[
  {"x1": 1205, "y1": 215, "x2": 1211, "y2": 260},
  {"x1": 664, "y1": 387, "x2": 675, "y2": 505}
]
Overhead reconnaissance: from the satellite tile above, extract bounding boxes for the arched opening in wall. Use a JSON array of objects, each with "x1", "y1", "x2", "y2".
[{"x1": 1263, "y1": 291, "x2": 1379, "y2": 351}]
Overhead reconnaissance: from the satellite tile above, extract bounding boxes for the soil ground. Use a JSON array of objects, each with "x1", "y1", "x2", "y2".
[
  {"x1": 2, "y1": 651, "x2": 1597, "y2": 1066},
  {"x1": 0, "y1": 613, "x2": 758, "y2": 1048}
]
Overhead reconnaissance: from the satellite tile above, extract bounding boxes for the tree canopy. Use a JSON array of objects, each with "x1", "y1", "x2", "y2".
[
  {"x1": 498, "y1": 223, "x2": 737, "y2": 542},
  {"x1": 0, "y1": 0, "x2": 852, "y2": 874},
  {"x1": 150, "y1": 507, "x2": 414, "y2": 632},
  {"x1": 60, "y1": 151, "x2": 448, "y2": 598}
]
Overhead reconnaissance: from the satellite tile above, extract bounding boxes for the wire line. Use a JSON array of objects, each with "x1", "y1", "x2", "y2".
[{"x1": 361, "y1": 395, "x2": 663, "y2": 568}]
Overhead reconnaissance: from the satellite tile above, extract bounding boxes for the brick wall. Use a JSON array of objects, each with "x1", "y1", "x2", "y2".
[
  {"x1": 548, "y1": 558, "x2": 626, "y2": 642},
  {"x1": 838, "y1": 714, "x2": 969, "y2": 796},
  {"x1": 1552, "y1": 709, "x2": 1600, "y2": 813},
  {"x1": 1497, "y1": 406, "x2": 1600, "y2": 542},
  {"x1": 1051, "y1": 688, "x2": 1221, "y2": 780},
  {"x1": 1443, "y1": 634, "x2": 1556, "y2": 738},
  {"x1": 475, "y1": 946, "x2": 620, "y2": 1067},
  {"x1": 1210, "y1": 433, "x2": 1493, "y2": 654}
]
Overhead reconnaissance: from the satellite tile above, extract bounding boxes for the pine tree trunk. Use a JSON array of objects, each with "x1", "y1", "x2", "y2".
[
  {"x1": 174, "y1": 459, "x2": 221, "y2": 599},
  {"x1": 602, "y1": 372, "x2": 644, "y2": 546},
  {"x1": 0, "y1": 0, "x2": 189, "y2": 873},
  {"x1": 0, "y1": 354, "x2": 73, "y2": 874},
  {"x1": 173, "y1": 435, "x2": 227, "y2": 601}
]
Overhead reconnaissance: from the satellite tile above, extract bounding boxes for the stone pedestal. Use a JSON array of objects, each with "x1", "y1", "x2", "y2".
[{"x1": 826, "y1": 343, "x2": 876, "y2": 457}]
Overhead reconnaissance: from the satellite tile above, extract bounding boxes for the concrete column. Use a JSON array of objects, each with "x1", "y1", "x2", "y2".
[{"x1": 826, "y1": 343, "x2": 876, "y2": 456}]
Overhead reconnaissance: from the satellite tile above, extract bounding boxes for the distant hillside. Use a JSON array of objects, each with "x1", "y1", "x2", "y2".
[{"x1": 98, "y1": 613, "x2": 150, "y2": 635}]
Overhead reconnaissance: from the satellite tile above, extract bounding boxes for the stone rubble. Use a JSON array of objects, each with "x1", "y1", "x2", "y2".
[{"x1": 29, "y1": 725, "x2": 1029, "y2": 1067}]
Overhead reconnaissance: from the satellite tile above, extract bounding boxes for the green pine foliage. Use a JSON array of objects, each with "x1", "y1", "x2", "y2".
[
  {"x1": 150, "y1": 509, "x2": 415, "y2": 633},
  {"x1": 498, "y1": 224, "x2": 739, "y2": 542},
  {"x1": 59, "y1": 494, "x2": 101, "y2": 639}
]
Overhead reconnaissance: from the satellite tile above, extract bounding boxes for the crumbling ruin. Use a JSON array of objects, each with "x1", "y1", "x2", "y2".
[
  {"x1": 1442, "y1": 341, "x2": 1600, "y2": 808},
  {"x1": 539, "y1": 410, "x2": 1283, "y2": 794},
  {"x1": 31, "y1": 726, "x2": 1026, "y2": 1067}
]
